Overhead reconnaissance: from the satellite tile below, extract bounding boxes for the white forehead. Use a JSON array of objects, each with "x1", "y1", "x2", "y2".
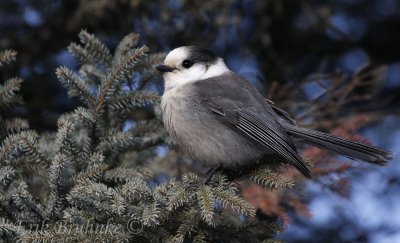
[{"x1": 164, "y1": 46, "x2": 189, "y2": 66}]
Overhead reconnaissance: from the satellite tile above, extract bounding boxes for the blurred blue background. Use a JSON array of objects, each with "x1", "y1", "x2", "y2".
[{"x1": 0, "y1": 0, "x2": 399, "y2": 242}]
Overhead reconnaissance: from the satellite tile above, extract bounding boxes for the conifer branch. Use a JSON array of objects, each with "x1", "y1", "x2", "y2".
[
  {"x1": 142, "y1": 202, "x2": 160, "y2": 226},
  {"x1": 0, "y1": 77, "x2": 23, "y2": 107},
  {"x1": 0, "y1": 131, "x2": 51, "y2": 167},
  {"x1": 197, "y1": 185, "x2": 215, "y2": 225},
  {"x1": 68, "y1": 30, "x2": 112, "y2": 67},
  {"x1": 120, "y1": 178, "x2": 152, "y2": 203},
  {"x1": 94, "y1": 45, "x2": 149, "y2": 115},
  {"x1": 56, "y1": 67, "x2": 96, "y2": 108},
  {"x1": 18, "y1": 131, "x2": 51, "y2": 166},
  {"x1": 130, "y1": 52, "x2": 167, "y2": 73},
  {"x1": 0, "y1": 218, "x2": 26, "y2": 239},
  {"x1": 46, "y1": 153, "x2": 70, "y2": 219},
  {"x1": 0, "y1": 49, "x2": 17, "y2": 66},
  {"x1": 250, "y1": 168, "x2": 294, "y2": 190},
  {"x1": 67, "y1": 179, "x2": 122, "y2": 217},
  {"x1": 104, "y1": 166, "x2": 153, "y2": 183},
  {"x1": 74, "y1": 152, "x2": 107, "y2": 182},
  {"x1": 167, "y1": 184, "x2": 196, "y2": 211},
  {"x1": 212, "y1": 176, "x2": 256, "y2": 217},
  {"x1": 9, "y1": 181, "x2": 44, "y2": 220},
  {"x1": 97, "y1": 130, "x2": 165, "y2": 155},
  {"x1": 109, "y1": 92, "x2": 160, "y2": 112},
  {"x1": 55, "y1": 119, "x2": 81, "y2": 172},
  {"x1": 78, "y1": 30, "x2": 112, "y2": 65},
  {"x1": 112, "y1": 33, "x2": 140, "y2": 66},
  {"x1": 3, "y1": 118, "x2": 29, "y2": 134},
  {"x1": 173, "y1": 210, "x2": 199, "y2": 243},
  {"x1": 63, "y1": 206, "x2": 94, "y2": 224},
  {"x1": 0, "y1": 166, "x2": 15, "y2": 188}
]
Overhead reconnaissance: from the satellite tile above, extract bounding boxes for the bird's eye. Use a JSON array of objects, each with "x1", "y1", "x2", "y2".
[{"x1": 182, "y1": 59, "x2": 194, "y2": 68}]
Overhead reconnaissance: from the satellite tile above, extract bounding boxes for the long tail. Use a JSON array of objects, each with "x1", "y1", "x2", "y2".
[{"x1": 283, "y1": 124, "x2": 393, "y2": 165}]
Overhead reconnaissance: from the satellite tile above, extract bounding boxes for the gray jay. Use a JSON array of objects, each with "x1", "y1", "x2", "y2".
[{"x1": 156, "y1": 46, "x2": 393, "y2": 179}]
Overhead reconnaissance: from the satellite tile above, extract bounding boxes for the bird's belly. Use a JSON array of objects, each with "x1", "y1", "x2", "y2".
[{"x1": 161, "y1": 92, "x2": 265, "y2": 165}]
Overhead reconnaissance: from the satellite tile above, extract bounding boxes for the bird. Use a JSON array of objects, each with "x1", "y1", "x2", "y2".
[{"x1": 156, "y1": 46, "x2": 393, "y2": 180}]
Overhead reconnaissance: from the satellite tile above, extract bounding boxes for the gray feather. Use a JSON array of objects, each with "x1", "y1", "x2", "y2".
[
  {"x1": 283, "y1": 123, "x2": 393, "y2": 165},
  {"x1": 162, "y1": 71, "x2": 392, "y2": 179},
  {"x1": 235, "y1": 109, "x2": 311, "y2": 177},
  {"x1": 193, "y1": 73, "x2": 311, "y2": 178}
]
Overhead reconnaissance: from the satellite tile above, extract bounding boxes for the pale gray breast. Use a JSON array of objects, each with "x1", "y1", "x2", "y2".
[{"x1": 161, "y1": 82, "x2": 265, "y2": 165}]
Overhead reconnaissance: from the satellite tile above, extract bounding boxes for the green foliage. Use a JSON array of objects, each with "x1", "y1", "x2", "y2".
[
  {"x1": 251, "y1": 168, "x2": 294, "y2": 190},
  {"x1": 0, "y1": 31, "x2": 293, "y2": 242},
  {"x1": 0, "y1": 49, "x2": 17, "y2": 66},
  {"x1": 0, "y1": 50, "x2": 29, "y2": 142}
]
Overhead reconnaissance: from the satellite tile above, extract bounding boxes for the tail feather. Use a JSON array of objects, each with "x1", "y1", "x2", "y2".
[{"x1": 283, "y1": 124, "x2": 393, "y2": 165}]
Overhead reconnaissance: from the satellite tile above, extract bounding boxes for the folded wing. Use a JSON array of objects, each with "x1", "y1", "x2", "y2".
[{"x1": 200, "y1": 97, "x2": 311, "y2": 178}]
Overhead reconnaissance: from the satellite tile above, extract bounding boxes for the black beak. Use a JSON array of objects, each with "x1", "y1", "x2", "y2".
[{"x1": 156, "y1": 65, "x2": 175, "y2": 73}]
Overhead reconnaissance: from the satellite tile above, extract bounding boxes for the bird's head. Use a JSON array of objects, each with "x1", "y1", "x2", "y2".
[{"x1": 156, "y1": 46, "x2": 230, "y2": 90}]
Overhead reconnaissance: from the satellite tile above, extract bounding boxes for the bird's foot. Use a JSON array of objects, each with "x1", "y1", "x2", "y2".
[{"x1": 198, "y1": 164, "x2": 222, "y2": 186}]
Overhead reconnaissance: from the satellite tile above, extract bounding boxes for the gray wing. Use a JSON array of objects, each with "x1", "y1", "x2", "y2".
[
  {"x1": 192, "y1": 73, "x2": 311, "y2": 178},
  {"x1": 266, "y1": 99, "x2": 297, "y2": 125}
]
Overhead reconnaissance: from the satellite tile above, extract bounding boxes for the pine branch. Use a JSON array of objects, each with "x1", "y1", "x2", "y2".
[
  {"x1": 0, "y1": 217, "x2": 26, "y2": 239},
  {"x1": 36, "y1": 132, "x2": 57, "y2": 161},
  {"x1": 129, "y1": 52, "x2": 167, "y2": 73},
  {"x1": 68, "y1": 43, "x2": 87, "y2": 62},
  {"x1": 0, "y1": 166, "x2": 15, "y2": 188},
  {"x1": 79, "y1": 64, "x2": 105, "y2": 87},
  {"x1": 3, "y1": 118, "x2": 29, "y2": 134},
  {"x1": 0, "y1": 77, "x2": 23, "y2": 107},
  {"x1": 0, "y1": 49, "x2": 17, "y2": 66},
  {"x1": 119, "y1": 178, "x2": 152, "y2": 204},
  {"x1": 167, "y1": 184, "x2": 196, "y2": 211},
  {"x1": 250, "y1": 168, "x2": 294, "y2": 190},
  {"x1": 67, "y1": 179, "x2": 122, "y2": 218},
  {"x1": 55, "y1": 118, "x2": 87, "y2": 172},
  {"x1": 0, "y1": 131, "x2": 51, "y2": 167},
  {"x1": 97, "y1": 130, "x2": 165, "y2": 155},
  {"x1": 63, "y1": 206, "x2": 94, "y2": 224},
  {"x1": 142, "y1": 202, "x2": 160, "y2": 226},
  {"x1": 172, "y1": 210, "x2": 199, "y2": 243},
  {"x1": 192, "y1": 232, "x2": 207, "y2": 243},
  {"x1": 197, "y1": 185, "x2": 215, "y2": 225},
  {"x1": 112, "y1": 33, "x2": 140, "y2": 66},
  {"x1": 110, "y1": 191, "x2": 126, "y2": 216},
  {"x1": 153, "y1": 181, "x2": 175, "y2": 203},
  {"x1": 18, "y1": 131, "x2": 51, "y2": 166},
  {"x1": 104, "y1": 166, "x2": 153, "y2": 183},
  {"x1": 212, "y1": 176, "x2": 256, "y2": 217},
  {"x1": 79, "y1": 30, "x2": 112, "y2": 65},
  {"x1": 68, "y1": 30, "x2": 112, "y2": 67},
  {"x1": 94, "y1": 46, "x2": 149, "y2": 115},
  {"x1": 56, "y1": 66, "x2": 96, "y2": 107},
  {"x1": 71, "y1": 107, "x2": 96, "y2": 124},
  {"x1": 70, "y1": 107, "x2": 95, "y2": 162},
  {"x1": 109, "y1": 92, "x2": 160, "y2": 112},
  {"x1": 45, "y1": 153, "x2": 70, "y2": 219},
  {"x1": 9, "y1": 181, "x2": 44, "y2": 221},
  {"x1": 74, "y1": 152, "x2": 107, "y2": 182}
]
